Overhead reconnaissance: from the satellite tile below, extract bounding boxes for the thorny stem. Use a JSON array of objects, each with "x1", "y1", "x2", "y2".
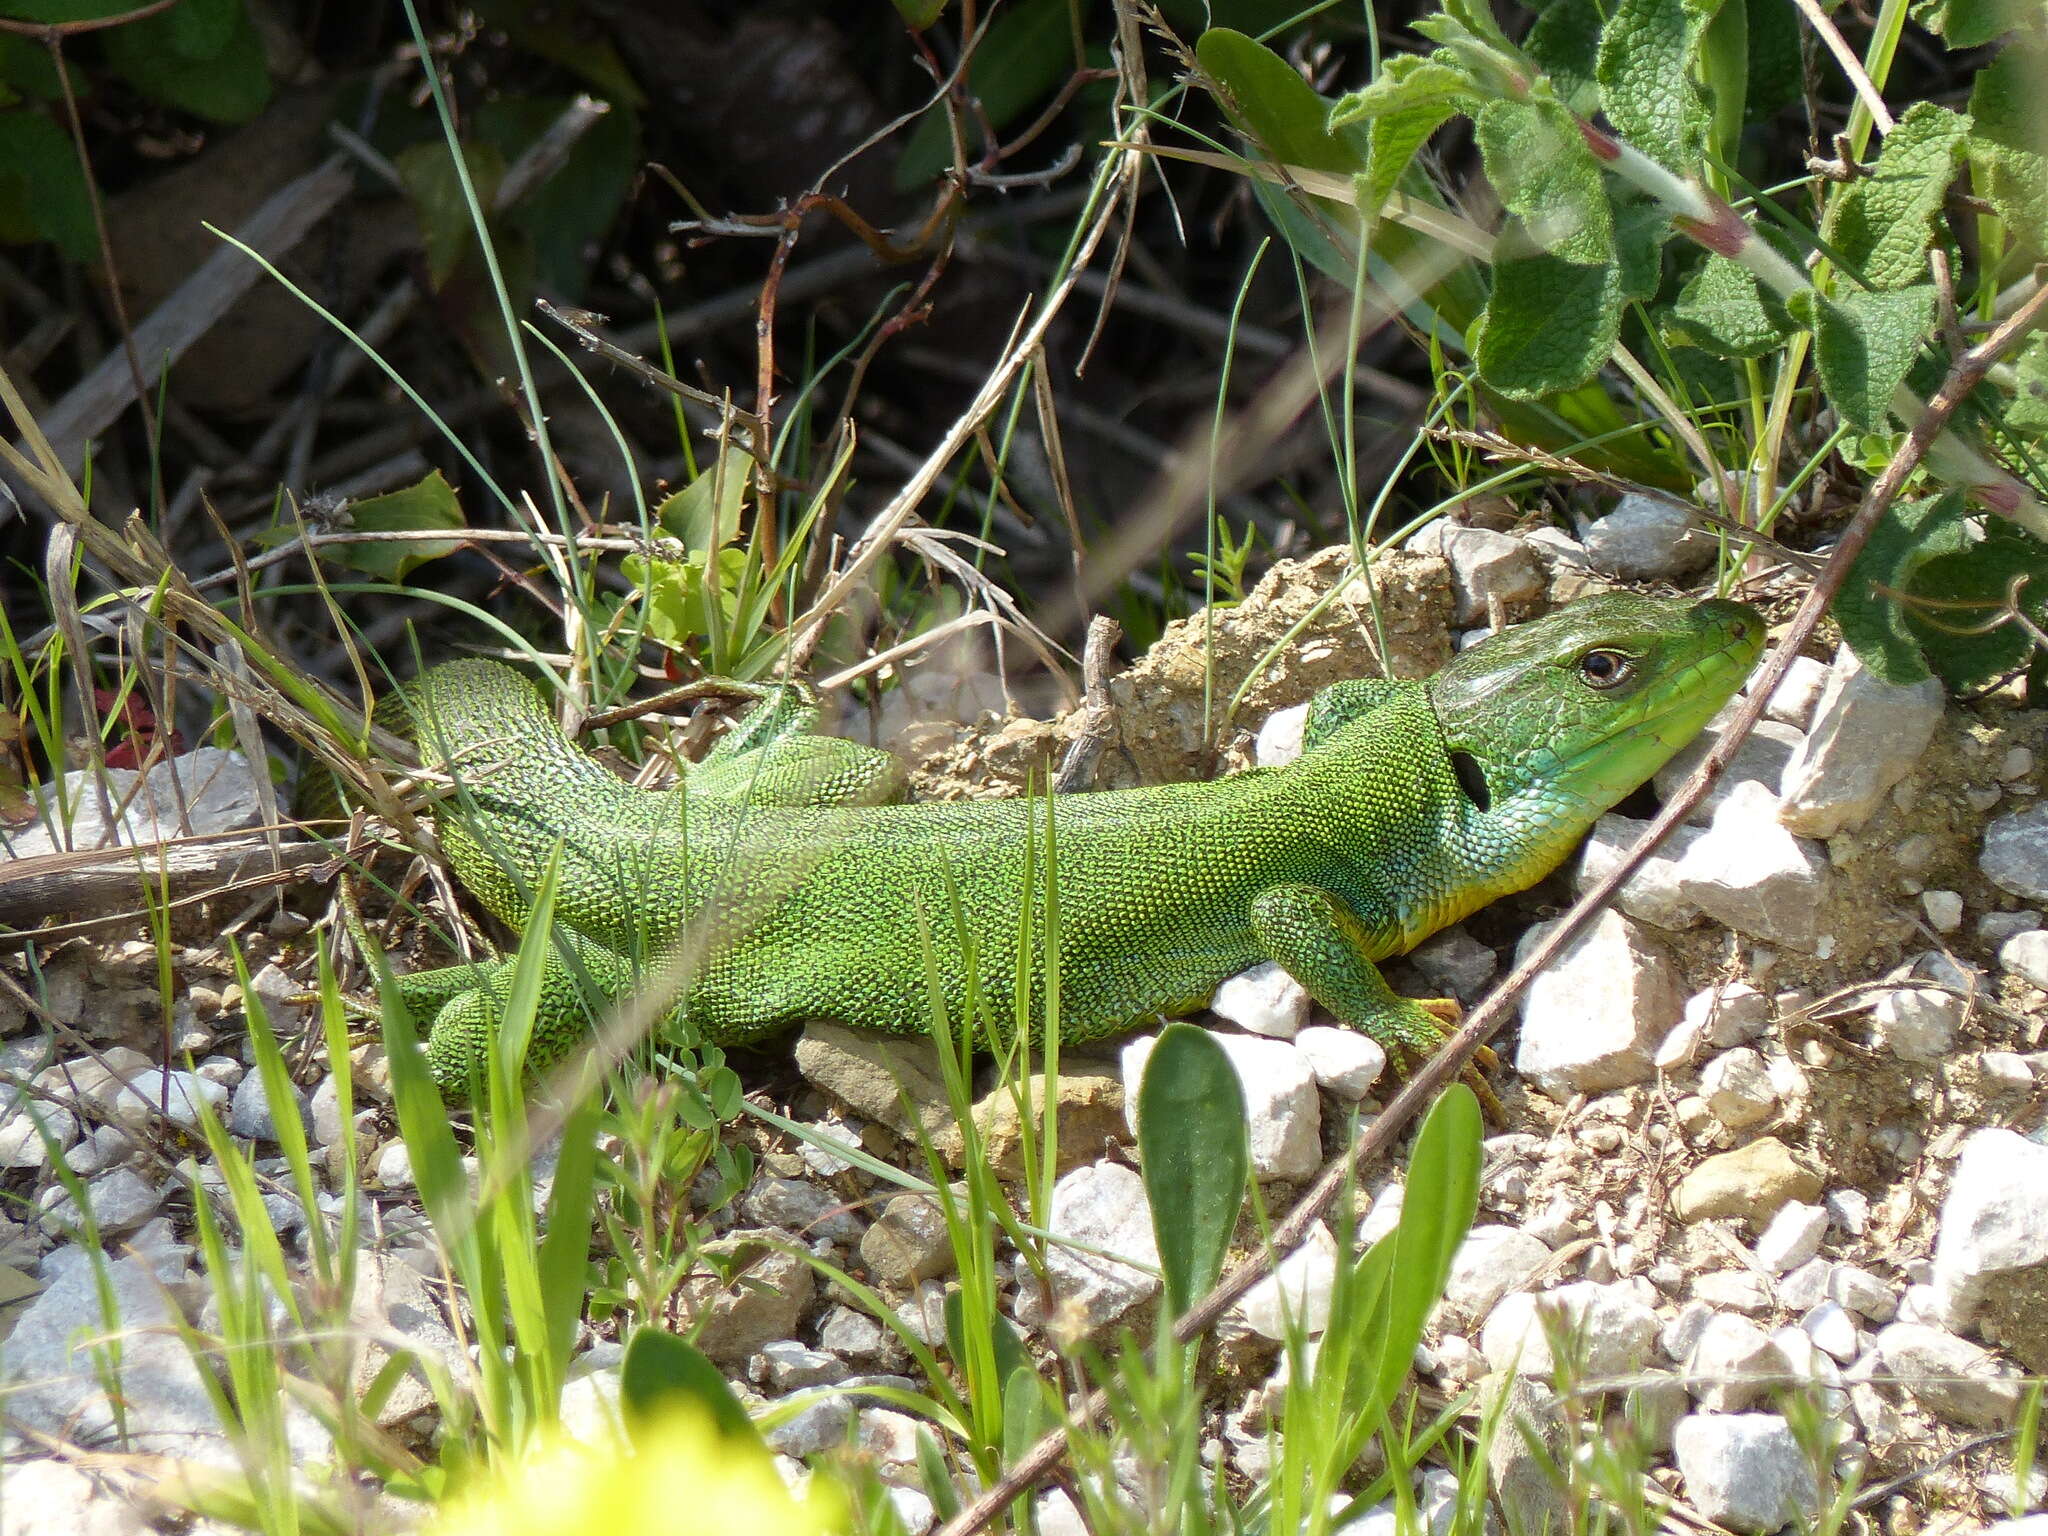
[{"x1": 929, "y1": 280, "x2": 2048, "y2": 1536}]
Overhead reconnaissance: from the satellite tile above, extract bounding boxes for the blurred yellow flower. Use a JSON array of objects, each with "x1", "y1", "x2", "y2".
[{"x1": 429, "y1": 1406, "x2": 845, "y2": 1536}]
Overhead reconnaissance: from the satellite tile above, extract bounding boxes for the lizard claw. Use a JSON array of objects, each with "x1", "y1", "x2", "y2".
[{"x1": 1400, "y1": 997, "x2": 1506, "y2": 1124}]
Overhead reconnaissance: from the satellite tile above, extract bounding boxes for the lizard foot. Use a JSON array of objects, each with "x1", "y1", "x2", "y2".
[{"x1": 1395, "y1": 998, "x2": 1505, "y2": 1124}]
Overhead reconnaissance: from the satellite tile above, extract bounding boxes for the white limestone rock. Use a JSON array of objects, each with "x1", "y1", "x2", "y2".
[
  {"x1": 1582, "y1": 493, "x2": 1714, "y2": 580},
  {"x1": 1653, "y1": 715, "x2": 1806, "y2": 824},
  {"x1": 1875, "y1": 1321, "x2": 2025, "y2": 1429},
  {"x1": 1254, "y1": 701, "x2": 1309, "y2": 767},
  {"x1": 1982, "y1": 805, "x2": 2048, "y2": 904},
  {"x1": 1479, "y1": 1279, "x2": 1662, "y2": 1378},
  {"x1": 1673, "y1": 780, "x2": 1832, "y2": 951},
  {"x1": 1673, "y1": 1412, "x2": 1823, "y2": 1533},
  {"x1": 1209, "y1": 961, "x2": 1310, "y2": 1039},
  {"x1": 1929, "y1": 1128, "x2": 2048, "y2": 1369},
  {"x1": 1683, "y1": 1312, "x2": 1791, "y2": 1411},
  {"x1": 1870, "y1": 987, "x2": 1963, "y2": 1062},
  {"x1": 1293, "y1": 1025, "x2": 1387, "y2": 1100},
  {"x1": 1229, "y1": 1221, "x2": 1338, "y2": 1339},
  {"x1": 1043, "y1": 1160, "x2": 1161, "y2": 1330},
  {"x1": 1777, "y1": 646, "x2": 1944, "y2": 838},
  {"x1": 1408, "y1": 521, "x2": 1546, "y2": 626},
  {"x1": 1515, "y1": 911, "x2": 1680, "y2": 1098},
  {"x1": 1574, "y1": 813, "x2": 1705, "y2": 930}
]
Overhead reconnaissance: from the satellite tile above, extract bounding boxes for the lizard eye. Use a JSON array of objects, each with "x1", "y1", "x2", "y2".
[{"x1": 1578, "y1": 649, "x2": 1633, "y2": 689}]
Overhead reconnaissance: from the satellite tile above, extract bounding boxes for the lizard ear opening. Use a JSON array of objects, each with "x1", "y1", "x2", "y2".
[{"x1": 1449, "y1": 749, "x2": 1492, "y2": 812}]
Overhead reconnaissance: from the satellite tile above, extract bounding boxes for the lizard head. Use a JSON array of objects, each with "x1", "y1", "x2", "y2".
[{"x1": 1428, "y1": 591, "x2": 1764, "y2": 831}]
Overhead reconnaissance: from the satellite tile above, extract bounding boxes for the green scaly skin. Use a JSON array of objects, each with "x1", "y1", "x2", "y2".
[{"x1": 381, "y1": 593, "x2": 1762, "y2": 1100}]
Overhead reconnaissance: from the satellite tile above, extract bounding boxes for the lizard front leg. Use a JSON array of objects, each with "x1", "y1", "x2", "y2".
[
  {"x1": 1247, "y1": 883, "x2": 1502, "y2": 1119},
  {"x1": 409, "y1": 930, "x2": 645, "y2": 1099}
]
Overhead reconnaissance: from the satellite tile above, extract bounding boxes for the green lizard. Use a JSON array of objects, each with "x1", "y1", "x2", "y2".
[{"x1": 372, "y1": 591, "x2": 1760, "y2": 1100}]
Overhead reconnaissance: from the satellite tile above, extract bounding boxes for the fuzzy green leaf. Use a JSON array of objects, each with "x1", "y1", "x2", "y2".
[
  {"x1": 1473, "y1": 230, "x2": 1625, "y2": 398},
  {"x1": 1526, "y1": 0, "x2": 1605, "y2": 114},
  {"x1": 1442, "y1": 0, "x2": 1520, "y2": 53},
  {"x1": 1902, "y1": 525, "x2": 2048, "y2": 692},
  {"x1": 1327, "y1": 51, "x2": 1477, "y2": 130},
  {"x1": 1824, "y1": 102, "x2": 1972, "y2": 290},
  {"x1": 1596, "y1": 0, "x2": 1725, "y2": 172},
  {"x1": 322, "y1": 470, "x2": 467, "y2": 581},
  {"x1": 1967, "y1": 36, "x2": 2048, "y2": 262},
  {"x1": 1614, "y1": 190, "x2": 1674, "y2": 300},
  {"x1": 1671, "y1": 253, "x2": 1794, "y2": 356},
  {"x1": 1474, "y1": 98, "x2": 1614, "y2": 264},
  {"x1": 1833, "y1": 492, "x2": 1968, "y2": 683},
  {"x1": 1801, "y1": 284, "x2": 1936, "y2": 434},
  {"x1": 1139, "y1": 1022, "x2": 1250, "y2": 1321},
  {"x1": 655, "y1": 445, "x2": 750, "y2": 555},
  {"x1": 2006, "y1": 335, "x2": 2048, "y2": 438},
  {"x1": 1912, "y1": 0, "x2": 2044, "y2": 49}
]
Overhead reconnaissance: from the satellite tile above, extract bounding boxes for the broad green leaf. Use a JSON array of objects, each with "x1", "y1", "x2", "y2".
[
  {"x1": 1370, "y1": 1084, "x2": 1482, "y2": 1410},
  {"x1": 102, "y1": 0, "x2": 270, "y2": 122},
  {"x1": 620, "y1": 1328, "x2": 764, "y2": 1449},
  {"x1": 624, "y1": 548, "x2": 749, "y2": 651},
  {"x1": 656, "y1": 444, "x2": 750, "y2": 553},
  {"x1": 396, "y1": 140, "x2": 507, "y2": 291},
  {"x1": 1474, "y1": 98, "x2": 1613, "y2": 264},
  {"x1": 1138, "y1": 1022, "x2": 1250, "y2": 1320},
  {"x1": 1200, "y1": 28, "x2": 1361, "y2": 175},
  {"x1": 1355, "y1": 105, "x2": 1460, "y2": 210},
  {"x1": 1800, "y1": 284, "x2": 1936, "y2": 434},
  {"x1": 1912, "y1": 0, "x2": 2044, "y2": 49},
  {"x1": 1832, "y1": 492, "x2": 1968, "y2": 683},
  {"x1": 1473, "y1": 231, "x2": 1625, "y2": 399},
  {"x1": 1745, "y1": 0, "x2": 1805, "y2": 120},
  {"x1": 1525, "y1": 0, "x2": 1605, "y2": 114},
  {"x1": 1823, "y1": 102, "x2": 1972, "y2": 290},
  {"x1": 322, "y1": 469, "x2": 467, "y2": 581},
  {"x1": 1442, "y1": 0, "x2": 1520, "y2": 53},
  {"x1": 479, "y1": 96, "x2": 641, "y2": 296},
  {"x1": 1903, "y1": 524, "x2": 2048, "y2": 692},
  {"x1": 164, "y1": 0, "x2": 242, "y2": 57},
  {"x1": 470, "y1": 0, "x2": 647, "y2": 107},
  {"x1": 1327, "y1": 51, "x2": 1476, "y2": 131},
  {"x1": 1596, "y1": 0, "x2": 1725, "y2": 172},
  {"x1": 1001, "y1": 1365, "x2": 1049, "y2": 1465},
  {"x1": 892, "y1": 0, "x2": 950, "y2": 25},
  {"x1": 537, "y1": 1087, "x2": 601, "y2": 1375},
  {"x1": 1967, "y1": 36, "x2": 2048, "y2": 262},
  {"x1": 1670, "y1": 253, "x2": 1794, "y2": 356},
  {"x1": 896, "y1": 0, "x2": 1073, "y2": 188},
  {"x1": 0, "y1": 109, "x2": 93, "y2": 260}
]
